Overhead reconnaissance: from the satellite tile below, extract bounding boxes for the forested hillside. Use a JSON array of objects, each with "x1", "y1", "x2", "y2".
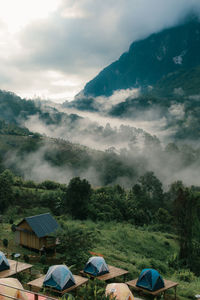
[{"x1": 0, "y1": 89, "x2": 199, "y2": 187}]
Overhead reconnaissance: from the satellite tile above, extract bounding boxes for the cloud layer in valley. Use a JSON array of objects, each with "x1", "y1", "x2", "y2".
[
  {"x1": 4, "y1": 103, "x2": 195, "y2": 188},
  {"x1": 0, "y1": 0, "x2": 200, "y2": 101}
]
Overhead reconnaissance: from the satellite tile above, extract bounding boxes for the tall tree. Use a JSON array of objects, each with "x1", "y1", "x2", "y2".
[
  {"x1": 0, "y1": 169, "x2": 14, "y2": 213},
  {"x1": 65, "y1": 177, "x2": 91, "y2": 219},
  {"x1": 173, "y1": 185, "x2": 199, "y2": 268},
  {"x1": 138, "y1": 171, "x2": 164, "y2": 211}
]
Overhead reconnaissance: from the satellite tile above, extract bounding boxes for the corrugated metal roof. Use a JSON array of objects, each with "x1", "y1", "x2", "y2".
[{"x1": 24, "y1": 213, "x2": 59, "y2": 238}]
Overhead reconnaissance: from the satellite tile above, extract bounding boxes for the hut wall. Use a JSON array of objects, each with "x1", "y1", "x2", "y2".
[{"x1": 18, "y1": 220, "x2": 41, "y2": 250}]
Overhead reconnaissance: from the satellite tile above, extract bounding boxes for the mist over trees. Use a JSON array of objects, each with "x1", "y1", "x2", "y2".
[{"x1": 0, "y1": 88, "x2": 199, "y2": 191}]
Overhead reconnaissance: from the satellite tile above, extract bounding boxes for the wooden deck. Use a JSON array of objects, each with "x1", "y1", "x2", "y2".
[
  {"x1": 28, "y1": 275, "x2": 88, "y2": 295},
  {"x1": 0, "y1": 260, "x2": 33, "y2": 278},
  {"x1": 80, "y1": 265, "x2": 128, "y2": 281},
  {"x1": 127, "y1": 279, "x2": 178, "y2": 299}
]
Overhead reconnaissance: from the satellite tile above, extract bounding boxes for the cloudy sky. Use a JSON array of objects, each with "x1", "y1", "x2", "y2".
[{"x1": 0, "y1": 0, "x2": 200, "y2": 102}]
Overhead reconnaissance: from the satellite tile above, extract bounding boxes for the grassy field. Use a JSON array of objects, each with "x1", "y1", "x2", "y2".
[{"x1": 0, "y1": 219, "x2": 199, "y2": 299}]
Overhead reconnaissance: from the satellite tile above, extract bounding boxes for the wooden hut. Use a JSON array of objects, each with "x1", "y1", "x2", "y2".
[{"x1": 15, "y1": 213, "x2": 58, "y2": 250}]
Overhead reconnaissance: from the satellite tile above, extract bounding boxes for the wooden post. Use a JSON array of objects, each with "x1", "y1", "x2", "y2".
[
  {"x1": 34, "y1": 293, "x2": 38, "y2": 300},
  {"x1": 164, "y1": 291, "x2": 166, "y2": 300},
  {"x1": 174, "y1": 286, "x2": 177, "y2": 300}
]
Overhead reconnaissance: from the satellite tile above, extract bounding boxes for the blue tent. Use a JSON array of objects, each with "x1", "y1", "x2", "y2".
[
  {"x1": 43, "y1": 265, "x2": 76, "y2": 291},
  {"x1": 0, "y1": 251, "x2": 10, "y2": 271},
  {"x1": 136, "y1": 268, "x2": 165, "y2": 291},
  {"x1": 84, "y1": 256, "x2": 109, "y2": 276}
]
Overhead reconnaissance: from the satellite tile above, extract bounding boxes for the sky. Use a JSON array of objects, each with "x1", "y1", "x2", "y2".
[{"x1": 0, "y1": 0, "x2": 200, "y2": 103}]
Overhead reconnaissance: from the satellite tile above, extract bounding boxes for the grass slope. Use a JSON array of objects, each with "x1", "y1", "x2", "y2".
[
  {"x1": 1, "y1": 213, "x2": 200, "y2": 299},
  {"x1": 59, "y1": 219, "x2": 199, "y2": 300}
]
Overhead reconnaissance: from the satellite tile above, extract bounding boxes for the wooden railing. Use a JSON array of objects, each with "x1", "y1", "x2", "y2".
[{"x1": 0, "y1": 282, "x2": 57, "y2": 300}]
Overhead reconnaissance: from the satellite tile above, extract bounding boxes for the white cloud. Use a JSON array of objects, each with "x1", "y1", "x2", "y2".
[
  {"x1": 168, "y1": 104, "x2": 185, "y2": 120},
  {"x1": 0, "y1": 0, "x2": 61, "y2": 33},
  {"x1": 0, "y1": 0, "x2": 200, "y2": 101}
]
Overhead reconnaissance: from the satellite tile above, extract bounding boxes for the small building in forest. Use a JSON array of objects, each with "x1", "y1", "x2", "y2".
[{"x1": 15, "y1": 213, "x2": 59, "y2": 251}]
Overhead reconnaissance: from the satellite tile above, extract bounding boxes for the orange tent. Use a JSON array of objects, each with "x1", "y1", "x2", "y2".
[
  {"x1": 0, "y1": 278, "x2": 28, "y2": 300},
  {"x1": 106, "y1": 283, "x2": 134, "y2": 300}
]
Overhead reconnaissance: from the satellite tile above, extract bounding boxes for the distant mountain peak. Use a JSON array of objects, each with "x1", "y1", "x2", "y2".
[
  {"x1": 181, "y1": 11, "x2": 200, "y2": 24},
  {"x1": 80, "y1": 19, "x2": 200, "y2": 97}
]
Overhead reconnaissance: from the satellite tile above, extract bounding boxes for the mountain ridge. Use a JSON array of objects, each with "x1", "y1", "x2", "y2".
[{"x1": 81, "y1": 19, "x2": 200, "y2": 97}]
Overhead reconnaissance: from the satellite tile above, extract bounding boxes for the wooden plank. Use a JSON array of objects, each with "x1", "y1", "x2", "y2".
[
  {"x1": 80, "y1": 265, "x2": 128, "y2": 281},
  {"x1": 0, "y1": 260, "x2": 33, "y2": 278},
  {"x1": 127, "y1": 278, "x2": 178, "y2": 296},
  {"x1": 28, "y1": 275, "x2": 88, "y2": 295}
]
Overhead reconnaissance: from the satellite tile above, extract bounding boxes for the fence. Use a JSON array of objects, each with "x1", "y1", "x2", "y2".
[{"x1": 0, "y1": 282, "x2": 58, "y2": 300}]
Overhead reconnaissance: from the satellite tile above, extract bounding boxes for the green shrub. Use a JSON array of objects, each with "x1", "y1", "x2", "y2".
[
  {"x1": 56, "y1": 223, "x2": 97, "y2": 269},
  {"x1": 3, "y1": 239, "x2": 8, "y2": 248},
  {"x1": 40, "y1": 180, "x2": 61, "y2": 190},
  {"x1": 75, "y1": 279, "x2": 114, "y2": 300},
  {"x1": 43, "y1": 266, "x2": 49, "y2": 274},
  {"x1": 23, "y1": 180, "x2": 36, "y2": 188},
  {"x1": 4, "y1": 206, "x2": 19, "y2": 223},
  {"x1": 176, "y1": 269, "x2": 196, "y2": 282},
  {"x1": 16, "y1": 271, "x2": 31, "y2": 284},
  {"x1": 62, "y1": 294, "x2": 75, "y2": 300},
  {"x1": 23, "y1": 254, "x2": 30, "y2": 263},
  {"x1": 39, "y1": 255, "x2": 46, "y2": 264},
  {"x1": 137, "y1": 258, "x2": 151, "y2": 270},
  {"x1": 11, "y1": 224, "x2": 16, "y2": 232},
  {"x1": 168, "y1": 253, "x2": 179, "y2": 270},
  {"x1": 164, "y1": 241, "x2": 170, "y2": 247},
  {"x1": 149, "y1": 258, "x2": 167, "y2": 274}
]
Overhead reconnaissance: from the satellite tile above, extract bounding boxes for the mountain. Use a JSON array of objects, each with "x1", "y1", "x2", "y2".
[
  {"x1": 63, "y1": 18, "x2": 200, "y2": 141},
  {"x1": 81, "y1": 19, "x2": 200, "y2": 97},
  {"x1": 0, "y1": 90, "x2": 83, "y2": 127}
]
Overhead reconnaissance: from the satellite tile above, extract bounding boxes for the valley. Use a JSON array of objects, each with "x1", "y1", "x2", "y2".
[{"x1": 0, "y1": 10, "x2": 199, "y2": 300}]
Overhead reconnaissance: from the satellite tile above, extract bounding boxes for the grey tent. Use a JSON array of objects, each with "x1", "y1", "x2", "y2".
[
  {"x1": 84, "y1": 256, "x2": 109, "y2": 276},
  {"x1": 43, "y1": 265, "x2": 76, "y2": 291},
  {"x1": 0, "y1": 251, "x2": 10, "y2": 271}
]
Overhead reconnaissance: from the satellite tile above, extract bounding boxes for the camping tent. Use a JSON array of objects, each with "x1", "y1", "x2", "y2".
[
  {"x1": 43, "y1": 265, "x2": 76, "y2": 291},
  {"x1": 0, "y1": 252, "x2": 10, "y2": 271},
  {"x1": 84, "y1": 256, "x2": 109, "y2": 276},
  {"x1": 106, "y1": 283, "x2": 134, "y2": 300},
  {"x1": 136, "y1": 268, "x2": 164, "y2": 291},
  {"x1": 0, "y1": 278, "x2": 28, "y2": 300}
]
